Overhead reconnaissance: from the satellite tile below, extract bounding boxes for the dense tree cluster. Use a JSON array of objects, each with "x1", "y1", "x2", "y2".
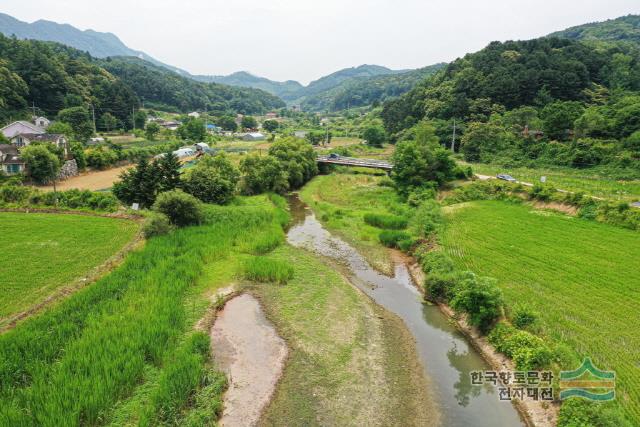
[
  {"x1": 100, "y1": 57, "x2": 285, "y2": 115},
  {"x1": 0, "y1": 34, "x2": 138, "y2": 126},
  {"x1": 381, "y1": 37, "x2": 640, "y2": 174},
  {"x1": 0, "y1": 34, "x2": 285, "y2": 128}
]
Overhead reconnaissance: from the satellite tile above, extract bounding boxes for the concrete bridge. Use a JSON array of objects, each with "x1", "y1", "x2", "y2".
[{"x1": 317, "y1": 155, "x2": 393, "y2": 171}]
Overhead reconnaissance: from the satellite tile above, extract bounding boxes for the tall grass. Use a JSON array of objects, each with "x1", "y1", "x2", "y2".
[
  {"x1": 0, "y1": 196, "x2": 286, "y2": 426},
  {"x1": 363, "y1": 212, "x2": 408, "y2": 229},
  {"x1": 242, "y1": 256, "x2": 294, "y2": 284}
]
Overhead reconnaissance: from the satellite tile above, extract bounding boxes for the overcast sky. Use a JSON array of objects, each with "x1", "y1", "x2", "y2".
[{"x1": 2, "y1": 1, "x2": 639, "y2": 84}]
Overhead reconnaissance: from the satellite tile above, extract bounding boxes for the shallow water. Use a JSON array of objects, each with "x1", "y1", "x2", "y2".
[{"x1": 286, "y1": 196, "x2": 523, "y2": 427}]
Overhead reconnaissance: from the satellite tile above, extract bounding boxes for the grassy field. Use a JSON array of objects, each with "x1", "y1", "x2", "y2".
[
  {"x1": 440, "y1": 200, "x2": 640, "y2": 422},
  {"x1": 253, "y1": 245, "x2": 436, "y2": 426},
  {"x1": 299, "y1": 173, "x2": 407, "y2": 274},
  {"x1": 0, "y1": 197, "x2": 287, "y2": 426},
  {"x1": 467, "y1": 162, "x2": 640, "y2": 202},
  {"x1": 0, "y1": 213, "x2": 138, "y2": 325}
]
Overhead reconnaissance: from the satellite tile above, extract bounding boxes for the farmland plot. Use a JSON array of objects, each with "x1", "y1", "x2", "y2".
[{"x1": 441, "y1": 200, "x2": 640, "y2": 422}]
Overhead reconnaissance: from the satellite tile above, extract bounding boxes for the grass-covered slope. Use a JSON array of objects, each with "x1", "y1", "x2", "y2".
[{"x1": 441, "y1": 200, "x2": 640, "y2": 422}]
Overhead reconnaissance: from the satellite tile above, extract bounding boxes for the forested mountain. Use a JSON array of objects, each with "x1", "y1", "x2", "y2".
[
  {"x1": 300, "y1": 65, "x2": 405, "y2": 99},
  {"x1": 382, "y1": 36, "x2": 640, "y2": 174},
  {"x1": 549, "y1": 14, "x2": 640, "y2": 44},
  {"x1": 100, "y1": 57, "x2": 285, "y2": 114},
  {"x1": 196, "y1": 71, "x2": 304, "y2": 101},
  {"x1": 0, "y1": 33, "x2": 138, "y2": 125},
  {"x1": 301, "y1": 63, "x2": 446, "y2": 111},
  {"x1": 0, "y1": 12, "x2": 188, "y2": 75},
  {"x1": 0, "y1": 34, "x2": 285, "y2": 128}
]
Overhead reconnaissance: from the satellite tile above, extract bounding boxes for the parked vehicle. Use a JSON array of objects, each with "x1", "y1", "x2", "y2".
[
  {"x1": 329, "y1": 153, "x2": 340, "y2": 159},
  {"x1": 496, "y1": 174, "x2": 517, "y2": 182}
]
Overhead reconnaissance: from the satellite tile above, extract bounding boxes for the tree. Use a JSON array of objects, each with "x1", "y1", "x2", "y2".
[
  {"x1": 241, "y1": 115, "x2": 258, "y2": 129},
  {"x1": 69, "y1": 142, "x2": 87, "y2": 170},
  {"x1": 47, "y1": 122, "x2": 74, "y2": 139},
  {"x1": 460, "y1": 122, "x2": 513, "y2": 162},
  {"x1": 152, "y1": 190, "x2": 203, "y2": 227},
  {"x1": 363, "y1": 125, "x2": 386, "y2": 147},
  {"x1": 112, "y1": 158, "x2": 161, "y2": 208},
  {"x1": 541, "y1": 101, "x2": 584, "y2": 140},
  {"x1": 181, "y1": 153, "x2": 239, "y2": 204},
  {"x1": 268, "y1": 137, "x2": 318, "y2": 189},
  {"x1": 239, "y1": 154, "x2": 289, "y2": 195},
  {"x1": 305, "y1": 130, "x2": 325, "y2": 146},
  {"x1": 134, "y1": 110, "x2": 147, "y2": 130},
  {"x1": 391, "y1": 123, "x2": 456, "y2": 192},
  {"x1": 176, "y1": 118, "x2": 206, "y2": 141},
  {"x1": 262, "y1": 119, "x2": 279, "y2": 133},
  {"x1": 100, "y1": 113, "x2": 118, "y2": 132},
  {"x1": 21, "y1": 145, "x2": 61, "y2": 184},
  {"x1": 145, "y1": 122, "x2": 161, "y2": 140},
  {"x1": 58, "y1": 107, "x2": 94, "y2": 141},
  {"x1": 156, "y1": 152, "x2": 182, "y2": 192},
  {"x1": 218, "y1": 115, "x2": 238, "y2": 131}
]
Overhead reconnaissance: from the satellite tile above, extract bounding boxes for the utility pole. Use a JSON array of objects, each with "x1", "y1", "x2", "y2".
[
  {"x1": 451, "y1": 119, "x2": 457, "y2": 153},
  {"x1": 32, "y1": 102, "x2": 36, "y2": 119},
  {"x1": 132, "y1": 107, "x2": 136, "y2": 132},
  {"x1": 90, "y1": 104, "x2": 96, "y2": 134}
]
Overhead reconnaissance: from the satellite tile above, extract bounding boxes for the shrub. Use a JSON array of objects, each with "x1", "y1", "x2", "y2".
[
  {"x1": 451, "y1": 274, "x2": 503, "y2": 333},
  {"x1": 0, "y1": 185, "x2": 32, "y2": 203},
  {"x1": 419, "y1": 251, "x2": 455, "y2": 275},
  {"x1": 153, "y1": 190, "x2": 203, "y2": 227},
  {"x1": 511, "y1": 304, "x2": 538, "y2": 329},
  {"x1": 424, "y1": 271, "x2": 459, "y2": 302},
  {"x1": 529, "y1": 183, "x2": 557, "y2": 202},
  {"x1": 242, "y1": 257, "x2": 294, "y2": 284},
  {"x1": 558, "y1": 398, "x2": 632, "y2": 427},
  {"x1": 410, "y1": 199, "x2": 443, "y2": 238},
  {"x1": 182, "y1": 167, "x2": 236, "y2": 205},
  {"x1": 143, "y1": 213, "x2": 173, "y2": 238},
  {"x1": 363, "y1": 212, "x2": 408, "y2": 229},
  {"x1": 488, "y1": 323, "x2": 553, "y2": 370},
  {"x1": 379, "y1": 230, "x2": 411, "y2": 248}
]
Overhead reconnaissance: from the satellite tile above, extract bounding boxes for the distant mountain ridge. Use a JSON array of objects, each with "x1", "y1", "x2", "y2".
[
  {"x1": 0, "y1": 12, "x2": 189, "y2": 75},
  {"x1": 195, "y1": 71, "x2": 304, "y2": 101}
]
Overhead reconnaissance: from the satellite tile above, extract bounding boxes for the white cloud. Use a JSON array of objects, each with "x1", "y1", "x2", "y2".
[{"x1": 2, "y1": 0, "x2": 639, "y2": 84}]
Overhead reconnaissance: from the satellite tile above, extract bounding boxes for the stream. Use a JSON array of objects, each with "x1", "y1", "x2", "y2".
[{"x1": 286, "y1": 195, "x2": 524, "y2": 427}]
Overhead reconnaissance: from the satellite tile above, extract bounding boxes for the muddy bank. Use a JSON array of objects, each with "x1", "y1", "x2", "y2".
[{"x1": 211, "y1": 294, "x2": 288, "y2": 427}]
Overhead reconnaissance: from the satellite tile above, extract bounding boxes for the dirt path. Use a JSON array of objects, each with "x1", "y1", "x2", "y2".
[
  {"x1": 211, "y1": 294, "x2": 288, "y2": 427},
  {"x1": 40, "y1": 165, "x2": 132, "y2": 192}
]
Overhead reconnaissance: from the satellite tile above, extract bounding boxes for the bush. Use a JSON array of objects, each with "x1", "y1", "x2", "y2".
[
  {"x1": 424, "y1": 271, "x2": 460, "y2": 302},
  {"x1": 363, "y1": 212, "x2": 408, "y2": 229},
  {"x1": 379, "y1": 230, "x2": 411, "y2": 248},
  {"x1": 488, "y1": 323, "x2": 553, "y2": 370},
  {"x1": 558, "y1": 398, "x2": 632, "y2": 427},
  {"x1": 511, "y1": 304, "x2": 538, "y2": 329},
  {"x1": 143, "y1": 213, "x2": 173, "y2": 238},
  {"x1": 419, "y1": 251, "x2": 455, "y2": 275},
  {"x1": 153, "y1": 190, "x2": 203, "y2": 227},
  {"x1": 182, "y1": 167, "x2": 236, "y2": 205},
  {"x1": 529, "y1": 183, "x2": 557, "y2": 202},
  {"x1": 451, "y1": 274, "x2": 503, "y2": 333},
  {"x1": 410, "y1": 199, "x2": 443, "y2": 238},
  {"x1": 242, "y1": 257, "x2": 294, "y2": 284},
  {"x1": 0, "y1": 185, "x2": 32, "y2": 203}
]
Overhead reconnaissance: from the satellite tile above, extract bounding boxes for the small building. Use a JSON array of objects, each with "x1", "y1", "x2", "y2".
[
  {"x1": 10, "y1": 133, "x2": 68, "y2": 156},
  {"x1": 194, "y1": 142, "x2": 210, "y2": 152},
  {"x1": 33, "y1": 116, "x2": 51, "y2": 129},
  {"x1": 160, "y1": 120, "x2": 180, "y2": 131},
  {"x1": 0, "y1": 144, "x2": 25, "y2": 175},
  {"x1": 243, "y1": 132, "x2": 266, "y2": 141},
  {"x1": 1, "y1": 121, "x2": 45, "y2": 139},
  {"x1": 293, "y1": 130, "x2": 308, "y2": 139},
  {"x1": 206, "y1": 124, "x2": 220, "y2": 133},
  {"x1": 265, "y1": 112, "x2": 278, "y2": 120},
  {"x1": 188, "y1": 112, "x2": 201, "y2": 119}
]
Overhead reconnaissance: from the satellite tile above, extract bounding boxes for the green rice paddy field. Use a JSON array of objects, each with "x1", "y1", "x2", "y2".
[
  {"x1": 0, "y1": 213, "x2": 139, "y2": 326},
  {"x1": 440, "y1": 200, "x2": 640, "y2": 422}
]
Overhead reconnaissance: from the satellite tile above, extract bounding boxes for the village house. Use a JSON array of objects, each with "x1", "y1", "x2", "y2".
[
  {"x1": 1, "y1": 120, "x2": 46, "y2": 139},
  {"x1": 265, "y1": 112, "x2": 278, "y2": 120},
  {"x1": 0, "y1": 144, "x2": 25, "y2": 175},
  {"x1": 188, "y1": 112, "x2": 201, "y2": 119}
]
